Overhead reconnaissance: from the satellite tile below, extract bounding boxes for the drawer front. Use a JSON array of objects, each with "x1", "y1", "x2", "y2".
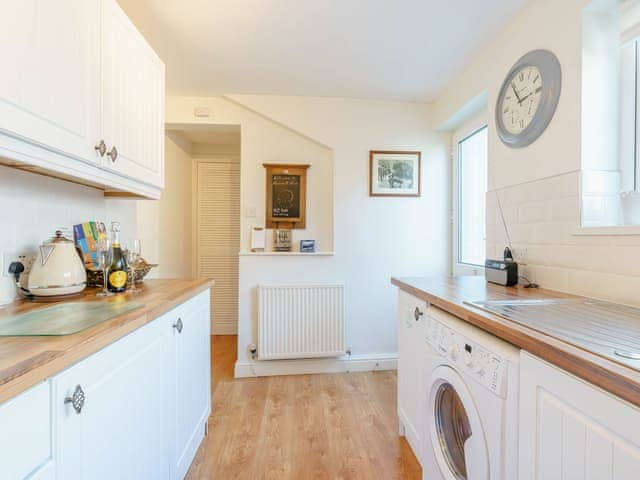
[{"x1": 0, "y1": 381, "x2": 53, "y2": 480}]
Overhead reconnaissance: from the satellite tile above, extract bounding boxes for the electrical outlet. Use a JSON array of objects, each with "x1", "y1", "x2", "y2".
[
  {"x1": 2, "y1": 252, "x2": 36, "y2": 276},
  {"x1": 512, "y1": 247, "x2": 528, "y2": 264},
  {"x1": 20, "y1": 254, "x2": 36, "y2": 274}
]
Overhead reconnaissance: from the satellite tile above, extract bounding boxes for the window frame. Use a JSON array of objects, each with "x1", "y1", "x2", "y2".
[
  {"x1": 452, "y1": 122, "x2": 488, "y2": 276},
  {"x1": 620, "y1": 37, "x2": 640, "y2": 193}
]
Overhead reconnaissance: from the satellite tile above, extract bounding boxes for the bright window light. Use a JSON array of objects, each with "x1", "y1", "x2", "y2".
[{"x1": 458, "y1": 126, "x2": 488, "y2": 267}]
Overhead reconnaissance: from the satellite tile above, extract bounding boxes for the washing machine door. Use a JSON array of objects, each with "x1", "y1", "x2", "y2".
[{"x1": 428, "y1": 365, "x2": 489, "y2": 480}]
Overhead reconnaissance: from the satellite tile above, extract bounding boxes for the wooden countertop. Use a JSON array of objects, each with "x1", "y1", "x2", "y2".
[
  {"x1": 0, "y1": 278, "x2": 213, "y2": 404},
  {"x1": 391, "y1": 275, "x2": 640, "y2": 408}
]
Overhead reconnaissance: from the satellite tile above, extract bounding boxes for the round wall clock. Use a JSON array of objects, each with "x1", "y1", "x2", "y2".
[{"x1": 495, "y1": 49, "x2": 561, "y2": 148}]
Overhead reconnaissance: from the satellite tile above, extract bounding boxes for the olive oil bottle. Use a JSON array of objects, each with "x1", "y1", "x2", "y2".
[{"x1": 107, "y1": 222, "x2": 127, "y2": 293}]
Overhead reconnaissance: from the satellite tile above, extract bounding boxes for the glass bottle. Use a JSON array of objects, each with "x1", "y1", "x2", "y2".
[{"x1": 107, "y1": 222, "x2": 127, "y2": 293}]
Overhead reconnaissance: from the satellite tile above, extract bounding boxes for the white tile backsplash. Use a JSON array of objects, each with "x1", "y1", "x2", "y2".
[
  {"x1": 487, "y1": 170, "x2": 640, "y2": 305},
  {"x1": 0, "y1": 165, "x2": 136, "y2": 272}
]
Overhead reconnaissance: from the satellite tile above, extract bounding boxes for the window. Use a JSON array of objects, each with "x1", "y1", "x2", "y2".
[
  {"x1": 620, "y1": 27, "x2": 640, "y2": 192},
  {"x1": 457, "y1": 126, "x2": 488, "y2": 267},
  {"x1": 582, "y1": 0, "x2": 640, "y2": 227}
]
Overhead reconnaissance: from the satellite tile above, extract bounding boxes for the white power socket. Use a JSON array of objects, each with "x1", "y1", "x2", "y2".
[
  {"x1": 2, "y1": 252, "x2": 36, "y2": 277},
  {"x1": 512, "y1": 247, "x2": 529, "y2": 264}
]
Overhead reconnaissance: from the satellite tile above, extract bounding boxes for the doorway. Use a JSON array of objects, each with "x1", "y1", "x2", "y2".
[{"x1": 165, "y1": 124, "x2": 241, "y2": 334}]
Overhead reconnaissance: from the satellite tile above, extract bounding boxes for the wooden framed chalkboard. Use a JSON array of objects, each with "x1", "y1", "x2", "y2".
[{"x1": 264, "y1": 163, "x2": 310, "y2": 229}]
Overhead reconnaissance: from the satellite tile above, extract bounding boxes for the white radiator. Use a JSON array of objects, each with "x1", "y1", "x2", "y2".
[{"x1": 258, "y1": 283, "x2": 345, "y2": 360}]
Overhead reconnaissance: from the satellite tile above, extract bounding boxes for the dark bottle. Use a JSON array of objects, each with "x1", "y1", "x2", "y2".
[{"x1": 107, "y1": 222, "x2": 127, "y2": 292}]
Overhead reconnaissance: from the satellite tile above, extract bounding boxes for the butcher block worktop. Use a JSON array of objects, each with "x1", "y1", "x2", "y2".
[
  {"x1": 392, "y1": 275, "x2": 640, "y2": 408},
  {"x1": 0, "y1": 278, "x2": 213, "y2": 404}
]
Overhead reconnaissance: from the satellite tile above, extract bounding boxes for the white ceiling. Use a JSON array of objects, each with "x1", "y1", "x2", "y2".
[
  {"x1": 166, "y1": 124, "x2": 241, "y2": 151},
  {"x1": 118, "y1": 0, "x2": 530, "y2": 102}
]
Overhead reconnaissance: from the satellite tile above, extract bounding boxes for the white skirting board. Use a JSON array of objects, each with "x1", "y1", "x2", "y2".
[{"x1": 234, "y1": 353, "x2": 397, "y2": 378}]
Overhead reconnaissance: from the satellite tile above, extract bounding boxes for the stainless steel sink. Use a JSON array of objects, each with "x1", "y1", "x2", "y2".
[{"x1": 466, "y1": 298, "x2": 640, "y2": 370}]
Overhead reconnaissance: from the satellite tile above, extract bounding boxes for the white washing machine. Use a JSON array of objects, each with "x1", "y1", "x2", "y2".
[{"x1": 422, "y1": 306, "x2": 519, "y2": 480}]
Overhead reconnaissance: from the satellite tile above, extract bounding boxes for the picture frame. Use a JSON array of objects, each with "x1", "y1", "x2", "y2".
[
  {"x1": 369, "y1": 150, "x2": 421, "y2": 197},
  {"x1": 264, "y1": 163, "x2": 310, "y2": 229}
]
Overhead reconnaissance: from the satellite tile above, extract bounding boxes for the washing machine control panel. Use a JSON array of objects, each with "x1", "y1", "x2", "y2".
[{"x1": 425, "y1": 315, "x2": 508, "y2": 398}]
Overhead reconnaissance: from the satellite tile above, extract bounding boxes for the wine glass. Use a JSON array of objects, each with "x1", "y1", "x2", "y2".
[
  {"x1": 126, "y1": 239, "x2": 142, "y2": 294},
  {"x1": 96, "y1": 239, "x2": 113, "y2": 297}
]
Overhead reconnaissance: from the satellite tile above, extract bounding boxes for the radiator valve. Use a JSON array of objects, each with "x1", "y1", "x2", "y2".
[{"x1": 248, "y1": 344, "x2": 257, "y2": 360}]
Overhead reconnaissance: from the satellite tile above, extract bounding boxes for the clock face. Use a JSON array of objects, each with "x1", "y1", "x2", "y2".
[{"x1": 500, "y1": 65, "x2": 543, "y2": 135}]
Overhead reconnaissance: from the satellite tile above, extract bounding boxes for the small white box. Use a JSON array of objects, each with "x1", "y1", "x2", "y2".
[{"x1": 251, "y1": 227, "x2": 265, "y2": 252}]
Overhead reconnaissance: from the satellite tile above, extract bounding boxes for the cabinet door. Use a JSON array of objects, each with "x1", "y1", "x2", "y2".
[
  {"x1": 519, "y1": 353, "x2": 640, "y2": 480},
  {"x1": 397, "y1": 290, "x2": 427, "y2": 464},
  {"x1": 170, "y1": 291, "x2": 212, "y2": 480},
  {"x1": 54, "y1": 319, "x2": 169, "y2": 480},
  {"x1": 100, "y1": 0, "x2": 165, "y2": 189},
  {"x1": 0, "y1": 0, "x2": 101, "y2": 163},
  {"x1": 0, "y1": 382, "x2": 54, "y2": 480}
]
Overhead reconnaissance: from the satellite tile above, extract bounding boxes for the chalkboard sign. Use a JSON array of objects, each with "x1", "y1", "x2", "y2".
[
  {"x1": 272, "y1": 174, "x2": 300, "y2": 218},
  {"x1": 264, "y1": 164, "x2": 310, "y2": 229}
]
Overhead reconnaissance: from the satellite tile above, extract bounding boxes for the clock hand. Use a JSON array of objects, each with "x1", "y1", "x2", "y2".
[
  {"x1": 519, "y1": 87, "x2": 542, "y2": 104},
  {"x1": 511, "y1": 82, "x2": 522, "y2": 104}
]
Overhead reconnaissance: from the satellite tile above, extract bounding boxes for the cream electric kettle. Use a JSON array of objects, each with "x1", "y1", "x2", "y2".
[{"x1": 25, "y1": 231, "x2": 87, "y2": 297}]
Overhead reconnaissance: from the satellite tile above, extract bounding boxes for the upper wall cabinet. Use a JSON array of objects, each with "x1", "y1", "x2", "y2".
[
  {"x1": 0, "y1": 0, "x2": 101, "y2": 165},
  {"x1": 101, "y1": 0, "x2": 165, "y2": 190},
  {"x1": 0, "y1": 0, "x2": 165, "y2": 199}
]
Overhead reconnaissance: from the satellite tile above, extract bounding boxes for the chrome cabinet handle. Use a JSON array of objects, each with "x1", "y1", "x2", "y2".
[
  {"x1": 106, "y1": 146, "x2": 118, "y2": 163},
  {"x1": 173, "y1": 318, "x2": 183, "y2": 333},
  {"x1": 94, "y1": 140, "x2": 107, "y2": 157},
  {"x1": 414, "y1": 307, "x2": 424, "y2": 321},
  {"x1": 64, "y1": 385, "x2": 86, "y2": 414}
]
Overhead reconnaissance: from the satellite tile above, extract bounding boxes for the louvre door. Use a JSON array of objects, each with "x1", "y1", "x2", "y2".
[{"x1": 195, "y1": 160, "x2": 240, "y2": 334}]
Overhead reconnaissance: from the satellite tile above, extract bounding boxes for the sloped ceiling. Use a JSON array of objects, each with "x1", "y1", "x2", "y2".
[{"x1": 119, "y1": 0, "x2": 530, "y2": 102}]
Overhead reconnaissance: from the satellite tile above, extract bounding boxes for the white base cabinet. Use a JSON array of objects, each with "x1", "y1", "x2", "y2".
[
  {"x1": 0, "y1": 290, "x2": 210, "y2": 480},
  {"x1": 397, "y1": 290, "x2": 427, "y2": 465},
  {"x1": 165, "y1": 291, "x2": 212, "y2": 480},
  {"x1": 0, "y1": 382, "x2": 54, "y2": 479},
  {"x1": 519, "y1": 352, "x2": 640, "y2": 480},
  {"x1": 54, "y1": 315, "x2": 169, "y2": 480}
]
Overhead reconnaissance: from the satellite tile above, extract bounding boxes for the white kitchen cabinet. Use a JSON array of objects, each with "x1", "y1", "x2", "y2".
[
  {"x1": 101, "y1": 0, "x2": 165, "y2": 189},
  {"x1": 397, "y1": 290, "x2": 427, "y2": 465},
  {"x1": 164, "y1": 291, "x2": 212, "y2": 480},
  {"x1": 0, "y1": 0, "x2": 164, "y2": 198},
  {"x1": 0, "y1": 290, "x2": 211, "y2": 480},
  {"x1": 0, "y1": 0, "x2": 101, "y2": 165},
  {"x1": 53, "y1": 318, "x2": 169, "y2": 480},
  {"x1": 519, "y1": 352, "x2": 640, "y2": 480},
  {"x1": 0, "y1": 381, "x2": 54, "y2": 480}
]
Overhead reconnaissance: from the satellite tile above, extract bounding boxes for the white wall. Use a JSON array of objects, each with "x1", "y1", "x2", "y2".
[
  {"x1": 434, "y1": 0, "x2": 640, "y2": 306},
  {"x1": 136, "y1": 135, "x2": 193, "y2": 278},
  {"x1": 164, "y1": 95, "x2": 450, "y2": 370},
  {"x1": 0, "y1": 165, "x2": 136, "y2": 274},
  {"x1": 165, "y1": 96, "x2": 334, "y2": 253}
]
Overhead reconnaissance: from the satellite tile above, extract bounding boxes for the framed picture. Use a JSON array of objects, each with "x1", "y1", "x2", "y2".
[
  {"x1": 264, "y1": 163, "x2": 310, "y2": 229},
  {"x1": 369, "y1": 150, "x2": 421, "y2": 197}
]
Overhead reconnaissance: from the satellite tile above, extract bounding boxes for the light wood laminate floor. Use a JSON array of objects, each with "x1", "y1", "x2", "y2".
[{"x1": 185, "y1": 335, "x2": 422, "y2": 480}]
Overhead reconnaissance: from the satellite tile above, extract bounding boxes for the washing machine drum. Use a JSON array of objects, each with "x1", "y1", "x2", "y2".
[{"x1": 428, "y1": 365, "x2": 490, "y2": 480}]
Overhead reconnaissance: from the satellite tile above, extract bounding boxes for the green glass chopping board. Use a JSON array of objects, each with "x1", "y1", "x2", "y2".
[{"x1": 0, "y1": 301, "x2": 144, "y2": 336}]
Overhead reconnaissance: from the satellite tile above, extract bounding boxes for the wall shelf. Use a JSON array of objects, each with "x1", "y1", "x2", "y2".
[
  {"x1": 238, "y1": 251, "x2": 334, "y2": 257},
  {"x1": 573, "y1": 226, "x2": 640, "y2": 236}
]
